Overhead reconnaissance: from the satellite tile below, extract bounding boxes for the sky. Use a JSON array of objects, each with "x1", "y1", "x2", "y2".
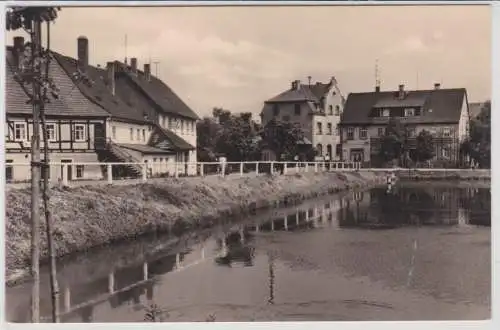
[{"x1": 6, "y1": 4, "x2": 491, "y2": 118}]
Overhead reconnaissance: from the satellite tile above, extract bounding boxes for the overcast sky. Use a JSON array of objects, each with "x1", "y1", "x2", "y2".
[{"x1": 7, "y1": 5, "x2": 491, "y2": 117}]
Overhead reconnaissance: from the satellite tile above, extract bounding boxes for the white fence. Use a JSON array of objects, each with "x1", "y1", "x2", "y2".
[{"x1": 5, "y1": 161, "x2": 362, "y2": 186}]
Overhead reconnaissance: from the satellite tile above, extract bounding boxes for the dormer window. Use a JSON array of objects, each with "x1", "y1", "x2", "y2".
[
  {"x1": 404, "y1": 108, "x2": 415, "y2": 117},
  {"x1": 382, "y1": 109, "x2": 390, "y2": 117}
]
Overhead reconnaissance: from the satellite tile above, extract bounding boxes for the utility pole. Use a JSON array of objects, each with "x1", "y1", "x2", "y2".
[
  {"x1": 40, "y1": 20, "x2": 60, "y2": 323},
  {"x1": 30, "y1": 16, "x2": 42, "y2": 323}
]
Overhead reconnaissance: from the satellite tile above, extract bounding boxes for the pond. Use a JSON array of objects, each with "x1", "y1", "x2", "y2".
[{"x1": 5, "y1": 182, "x2": 491, "y2": 322}]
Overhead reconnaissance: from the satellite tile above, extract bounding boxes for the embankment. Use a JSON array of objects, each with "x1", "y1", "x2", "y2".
[
  {"x1": 5, "y1": 171, "x2": 386, "y2": 284},
  {"x1": 397, "y1": 169, "x2": 491, "y2": 181}
]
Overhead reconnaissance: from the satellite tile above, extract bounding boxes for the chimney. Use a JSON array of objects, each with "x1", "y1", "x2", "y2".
[
  {"x1": 434, "y1": 83, "x2": 441, "y2": 90},
  {"x1": 77, "y1": 36, "x2": 89, "y2": 72},
  {"x1": 144, "y1": 63, "x2": 151, "y2": 82},
  {"x1": 106, "y1": 61, "x2": 115, "y2": 96},
  {"x1": 292, "y1": 79, "x2": 301, "y2": 90},
  {"x1": 398, "y1": 84, "x2": 405, "y2": 99},
  {"x1": 13, "y1": 36, "x2": 25, "y2": 69},
  {"x1": 130, "y1": 57, "x2": 137, "y2": 74},
  {"x1": 375, "y1": 86, "x2": 380, "y2": 93}
]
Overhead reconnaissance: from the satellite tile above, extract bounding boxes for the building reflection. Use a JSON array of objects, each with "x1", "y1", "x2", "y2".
[{"x1": 338, "y1": 186, "x2": 491, "y2": 228}]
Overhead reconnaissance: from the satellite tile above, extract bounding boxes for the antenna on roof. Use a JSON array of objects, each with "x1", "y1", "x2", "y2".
[
  {"x1": 375, "y1": 59, "x2": 381, "y2": 91},
  {"x1": 416, "y1": 69, "x2": 419, "y2": 90},
  {"x1": 153, "y1": 61, "x2": 160, "y2": 79},
  {"x1": 307, "y1": 76, "x2": 312, "y2": 86},
  {"x1": 124, "y1": 34, "x2": 128, "y2": 65}
]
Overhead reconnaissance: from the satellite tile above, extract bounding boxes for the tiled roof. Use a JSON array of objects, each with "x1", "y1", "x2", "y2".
[
  {"x1": 341, "y1": 88, "x2": 467, "y2": 125},
  {"x1": 52, "y1": 53, "x2": 148, "y2": 123},
  {"x1": 114, "y1": 62, "x2": 200, "y2": 121},
  {"x1": 148, "y1": 125, "x2": 195, "y2": 151},
  {"x1": 266, "y1": 82, "x2": 332, "y2": 103},
  {"x1": 119, "y1": 143, "x2": 174, "y2": 154},
  {"x1": 5, "y1": 47, "x2": 109, "y2": 118}
]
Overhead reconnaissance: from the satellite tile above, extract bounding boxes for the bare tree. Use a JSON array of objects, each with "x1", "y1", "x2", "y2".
[{"x1": 6, "y1": 6, "x2": 61, "y2": 322}]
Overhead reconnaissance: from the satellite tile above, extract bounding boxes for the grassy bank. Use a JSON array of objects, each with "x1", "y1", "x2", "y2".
[
  {"x1": 397, "y1": 169, "x2": 491, "y2": 181},
  {"x1": 5, "y1": 171, "x2": 385, "y2": 283}
]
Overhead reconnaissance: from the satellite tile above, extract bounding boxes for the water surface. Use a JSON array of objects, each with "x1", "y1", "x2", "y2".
[{"x1": 6, "y1": 182, "x2": 491, "y2": 322}]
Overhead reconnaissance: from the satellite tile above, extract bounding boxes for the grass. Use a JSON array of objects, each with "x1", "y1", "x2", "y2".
[{"x1": 5, "y1": 171, "x2": 386, "y2": 283}]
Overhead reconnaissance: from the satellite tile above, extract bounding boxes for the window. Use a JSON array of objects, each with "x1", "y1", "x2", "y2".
[
  {"x1": 273, "y1": 104, "x2": 279, "y2": 116},
  {"x1": 408, "y1": 127, "x2": 416, "y2": 137},
  {"x1": 335, "y1": 105, "x2": 340, "y2": 116},
  {"x1": 76, "y1": 165, "x2": 84, "y2": 179},
  {"x1": 169, "y1": 118, "x2": 174, "y2": 129},
  {"x1": 6, "y1": 160, "x2": 13, "y2": 182},
  {"x1": 14, "y1": 123, "x2": 26, "y2": 141},
  {"x1": 112, "y1": 126, "x2": 117, "y2": 139},
  {"x1": 129, "y1": 127, "x2": 134, "y2": 140},
  {"x1": 74, "y1": 124, "x2": 86, "y2": 141},
  {"x1": 136, "y1": 129, "x2": 140, "y2": 141},
  {"x1": 316, "y1": 144, "x2": 323, "y2": 156},
  {"x1": 443, "y1": 127, "x2": 451, "y2": 137},
  {"x1": 326, "y1": 145, "x2": 333, "y2": 158},
  {"x1": 327, "y1": 123, "x2": 333, "y2": 135},
  {"x1": 382, "y1": 109, "x2": 390, "y2": 117},
  {"x1": 359, "y1": 127, "x2": 367, "y2": 139},
  {"x1": 378, "y1": 127, "x2": 385, "y2": 137},
  {"x1": 46, "y1": 123, "x2": 56, "y2": 141},
  {"x1": 181, "y1": 120, "x2": 185, "y2": 133},
  {"x1": 316, "y1": 122, "x2": 323, "y2": 135},
  {"x1": 335, "y1": 127, "x2": 339, "y2": 136},
  {"x1": 328, "y1": 105, "x2": 333, "y2": 115},
  {"x1": 404, "y1": 108, "x2": 415, "y2": 117},
  {"x1": 294, "y1": 104, "x2": 301, "y2": 116},
  {"x1": 347, "y1": 127, "x2": 354, "y2": 140},
  {"x1": 162, "y1": 116, "x2": 166, "y2": 128},
  {"x1": 142, "y1": 129, "x2": 146, "y2": 141}
]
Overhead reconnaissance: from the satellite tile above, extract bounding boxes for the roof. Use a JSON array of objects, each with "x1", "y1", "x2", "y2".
[
  {"x1": 52, "y1": 52, "x2": 149, "y2": 123},
  {"x1": 5, "y1": 47, "x2": 109, "y2": 118},
  {"x1": 341, "y1": 88, "x2": 467, "y2": 125},
  {"x1": 266, "y1": 82, "x2": 332, "y2": 103},
  {"x1": 148, "y1": 125, "x2": 195, "y2": 151},
  {"x1": 119, "y1": 143, "x2": 175, "y2": 155},
  {"x1": 114, "y1": 61, "x2": 200, "y2": 121}
]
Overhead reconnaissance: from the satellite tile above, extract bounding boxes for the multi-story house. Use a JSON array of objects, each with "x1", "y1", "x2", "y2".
[
  {"x1": 5, "y1": 35, "x2": 199, "y2": 182},
  {"x1": 339, "y1": 83, "x2": 470, "y2": 167},
  {"x1": 260, "y1": 77, "x2": 345, "y2": 161}
]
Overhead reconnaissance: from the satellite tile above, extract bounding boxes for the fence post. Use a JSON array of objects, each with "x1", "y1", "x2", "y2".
[
  {"x1": 314, "y1": 162, "x2": 318, "y2": 173},
  {"x1": 255, "y1": 162, "x2": 259, "y2": 175},
  {"x1": 305, "y1": 162, "x2": 309, "y2": 173},
  {"x1": 142, "y1": 163, "x2": 148, "y2": 182},
  {"x1": 175, "y1": 162, "x2": 179, "y2": 178},
  {"x1": 200, "y1": 163, "x2": 204, "y2": 176},
  {"x1": 240, "y1": 162, "x2": 244, "y2": 176},
  {"x1": 270, "y1": 162, "x2": 274, "y2": 175},
  {"x1": 107, "y1": 164, "x2": 113, "y2": 184},
  {"x1": 62, "y1": 164, "x2": 68, "y2": 186},
  {"x1": 284, "y1": 162, "x2": 288, "y2": 175}
]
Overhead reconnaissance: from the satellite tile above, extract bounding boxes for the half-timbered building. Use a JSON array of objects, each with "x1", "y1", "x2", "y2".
[{"x1": 5, "y1": 35, "x2": 200, "y2": 182}]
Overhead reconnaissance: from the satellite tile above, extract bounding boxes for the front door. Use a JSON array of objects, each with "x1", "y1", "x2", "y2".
[
  {"x1": 61, "y1": 159, "x2": 73, "y2": 181},
  {"x1": 94, "y1": 123, "x2": 106, "y2": 150},
  {"x1": 350, "y1": 149, "x2": 364, "y2": 163}
]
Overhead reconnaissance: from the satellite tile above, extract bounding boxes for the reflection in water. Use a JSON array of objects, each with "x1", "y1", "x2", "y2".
[
  {"x1": 7, "y1": 184, "x2": 490, "y2": 322},
  {"x1": 339, "y1": 186, "x2": 490, "y2": 229}
]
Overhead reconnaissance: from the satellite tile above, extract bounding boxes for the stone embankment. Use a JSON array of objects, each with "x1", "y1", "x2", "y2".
[{"x1": 5, "y1": 171, "x2": 386, "y2": 285}]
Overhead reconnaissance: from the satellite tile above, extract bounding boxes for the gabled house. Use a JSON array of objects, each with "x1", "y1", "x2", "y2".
[
  {"x1": 339, "y1": 83, "x2": 470, "y2": 167},
  {"x1": 260, "y1": 77, "x2": 345, "y2": 161},
  {"x1": 5, "y1": 35, "x2": 200, "y2": 182}
]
